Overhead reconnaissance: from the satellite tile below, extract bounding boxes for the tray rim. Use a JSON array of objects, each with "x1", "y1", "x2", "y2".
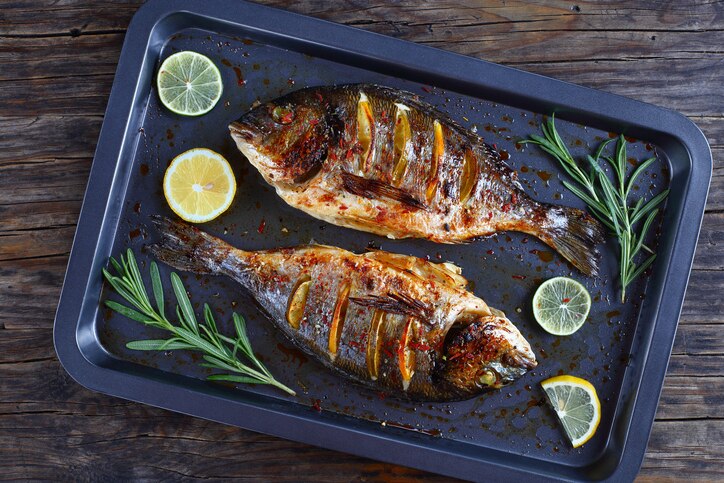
[{"x1": 53, "y1": 1, "x2": 713, "y2": 481}]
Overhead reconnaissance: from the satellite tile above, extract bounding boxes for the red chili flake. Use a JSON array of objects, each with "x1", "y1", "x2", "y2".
[
  {"x1": 562, "y1": 298, "x2": 571, "y2": 303},
  {"x1": 492, "y1": 143, "x2": 498, "y2": 150},
  {"x1": 312, "y1": 399, "x2": 322, "y2": 412},
  {"x1": 487, "y1": 212, "x2": 493, "y2": 220},
  {"x1": 257, "y1": 219, "x2": 266, "y2": 234},
  {"x1": 377, "y1": 392, "x2": 386, "y2": 400},
  {"x1": 410, "y1": 341, "x2": 430, "y2": 351},
  {"x1": 280, "y1": 112, "x2": 294, "y2": 124},
  {"x1": 511, "y1": 192, "x2": 518, "y2": 204},
  {"x1": 486, "y1": 249, "x2": 495, "y2": 255},
  {"x1": 309, "y1": 119, "x2": 319, "y2": 126},
  {"x1": 512, "y1": 275, "x2": 527, "y2": 280},
  {"x1": 421, "y1": 86, "x2": 432, "y2": 93},
  {"x1": 339, "y1": 205, "x2": 348, "y2": 211},
  {"x1": 383, "y1": 349, "x2": 394, "y2": 358},
  {"x1": 315, "y1": 92, "x2": 324, "y2": 102},
  {"x1": 501, "y1": 203, "x2": 511, "y2": 212}
]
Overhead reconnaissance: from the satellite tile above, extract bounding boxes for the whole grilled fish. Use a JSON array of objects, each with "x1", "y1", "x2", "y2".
[
  {"x1": 151, "y1": 216, "x2": 536, "y2": 401},
  {"x1": 230, "y1": 84, "x2": 604, "y2": 276}
]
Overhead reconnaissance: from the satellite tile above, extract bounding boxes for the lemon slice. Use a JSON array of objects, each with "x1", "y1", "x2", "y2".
[
  {"x1": 532, "y1": 276, "x2": 591, "y2": 336},
  {"x1": 157, "y1": 51, "x2": 223, "y2": 116},
  {"x1": 163, "y1": 148, "x2": 236, "y2": 223},
  {"x1": 541, "y1": 375, "x2": 601, "y2": 448}
]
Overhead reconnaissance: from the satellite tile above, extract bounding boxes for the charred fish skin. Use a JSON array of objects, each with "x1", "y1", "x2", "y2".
[
  {"x1": 150, "y1": 216, "x2": 536, "y2": 401},
  {"x1": 230, "y1": 84, "x2": 604, "y2": 276}
]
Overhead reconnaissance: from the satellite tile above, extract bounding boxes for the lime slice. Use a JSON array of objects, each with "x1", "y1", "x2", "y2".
[
  {"x1": 541, "y1": 375, "x2": 601, "y2": 448},
  {"x1": 532, "y1": 276, "x2": 591, "y2": 336},
  {"x1": 157, "y1": 51, "x2": 223, "y2": 116}
]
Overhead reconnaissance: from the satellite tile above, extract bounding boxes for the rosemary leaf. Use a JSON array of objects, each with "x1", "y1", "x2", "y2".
[
  {"x1": 150, "y1": 261, "x2": 165, "y2": 318},
  {"x1": 104, "y1": 300, "x2": 150, "y2": 323},
  {"x1": 631, "y1": 190, "x2": 669, "y2": 225},
  {"x1": 207, "y1": 374, "x2": 270, "y2": 385},
  {"x1": 626, "y1": 157, "x2": 658, "y2": 198},
  {"x1": 171, "y1": 272, "x2": 198, "y2": 334},
  {"x1": 126, "y1": 339, "x2": 197, "y2": 351}
]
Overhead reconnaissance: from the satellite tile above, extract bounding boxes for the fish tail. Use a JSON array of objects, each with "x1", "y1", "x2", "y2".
[
  {"x1": 533, "y1": 204, "x2": 605, "y2": 277},
  {"x1": 149, "y1": 215, "x2": 235, "y2": 275}
]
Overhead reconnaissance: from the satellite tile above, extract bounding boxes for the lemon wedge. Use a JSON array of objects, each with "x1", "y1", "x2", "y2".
[
  {"x1": 163, "y1": 148, "x2": 236, "y2": 223},
  {"x1": 541, "y1": 375, "x2": 601, "y2": 448}
]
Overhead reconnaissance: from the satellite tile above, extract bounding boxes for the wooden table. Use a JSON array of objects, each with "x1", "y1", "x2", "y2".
[{"x1": 1, "y1": 1, "x2": 722, "y2": 480}]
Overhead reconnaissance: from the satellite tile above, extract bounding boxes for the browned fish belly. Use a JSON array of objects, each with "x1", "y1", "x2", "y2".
[
  {"x1": 230, "y1": 84, "x2": 604, "y2": 276},
  {"x1": 151, "y1": 216, "x2": 537, "y2": 401}
]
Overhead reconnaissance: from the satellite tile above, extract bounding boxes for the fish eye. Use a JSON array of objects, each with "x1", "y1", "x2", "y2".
[{"x1": 272, "y1": 105, "x2": 295, "y2": 125}]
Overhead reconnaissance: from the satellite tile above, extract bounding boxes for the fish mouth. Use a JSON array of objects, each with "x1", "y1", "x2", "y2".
[{"x1": 229, "y1": 121, "x2": 258, "y2": 142}]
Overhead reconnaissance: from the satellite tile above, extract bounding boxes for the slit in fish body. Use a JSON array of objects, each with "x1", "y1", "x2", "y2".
[
  {"x1": 460, "y1": 148, "x2": 478, "y2": 204},
  {"x1": 328, "y1": 282, "x2": 351, "y2": 360},
  {"x1": 286, "y1": 275, "x2": 311, "y2": 330},
  {"x1": 365, "y1": 309, "x2": 387, "y2": 380},
  {"x1": 391, "y1": 104, "x2": 411, "y2": 186},
  {"x1": 356, "y1": 92, "x2": 374, "y2": 174},
  {"x1": 426, "y1": 120, "x2": 444, "y2": 203},
  {"x1": 398, "y1": 316, "x2": 417, "y2": 391}
]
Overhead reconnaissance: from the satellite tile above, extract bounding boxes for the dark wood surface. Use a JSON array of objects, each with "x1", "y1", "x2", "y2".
[{"x1": 1, "y1": 1, "x2": 722, "y2": 480}]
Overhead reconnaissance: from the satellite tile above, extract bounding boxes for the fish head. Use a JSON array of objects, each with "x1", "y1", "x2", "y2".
[
  {"x1": 229, "y1": 89, "x2": 333, "y2": 186},
  {"x1": 440, "y1": 315, "x2": 537, "y2": 396}
]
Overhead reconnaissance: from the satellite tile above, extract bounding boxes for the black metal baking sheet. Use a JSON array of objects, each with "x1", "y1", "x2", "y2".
[{"x1": 53, "y1": 1, "x2": 712, "y2": 481}]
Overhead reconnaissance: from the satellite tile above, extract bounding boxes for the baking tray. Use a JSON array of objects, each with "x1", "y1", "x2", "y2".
[{"x1": 53, "y1": 0, "x2": 712, "y2": 481}]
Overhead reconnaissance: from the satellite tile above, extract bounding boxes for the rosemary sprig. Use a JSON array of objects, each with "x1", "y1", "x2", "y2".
[
  {"x1": 103, "y1": 249, "x2": 296, "y2": 396},
  {"x1": 523, "y1": 116, "x2": 669, "y2": 302}
]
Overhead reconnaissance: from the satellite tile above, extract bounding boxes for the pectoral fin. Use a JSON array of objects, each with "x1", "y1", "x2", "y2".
[{"x1": 340, "y1": 172, "x2": 426, "y2": 210}]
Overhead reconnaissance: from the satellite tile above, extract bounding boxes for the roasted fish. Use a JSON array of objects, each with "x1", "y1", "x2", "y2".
[
  {"x1": 151, "y1": 216, "x2": 537, "y2": 401},
  {"x1": 230, "y1": 84, "x2": 604, "y2": 276}
]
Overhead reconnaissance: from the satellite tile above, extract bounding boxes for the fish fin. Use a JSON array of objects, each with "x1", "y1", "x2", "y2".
[
  {"x1": 534, "y1": 205, "x2": 605, "y2": 277},
  {"x1": 149, "y1": 215, "x2": 233, "y2": 275},
  {"x1": 350, "y1": 292, "x2": 432, "y2": 320},
  {"x1": 364, "y1": 251, "x2": 468, "y2": 289},
  {"x1": 340, "y1": 171, "x2": 426, "y2": 210}
]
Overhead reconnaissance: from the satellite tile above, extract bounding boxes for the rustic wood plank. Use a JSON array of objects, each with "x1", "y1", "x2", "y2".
[
  {"x1": 655, "y1": 376, "x2": 724, "y2": 420},
  {"x1": 680, "y1": 271, "x2": 724, "y2": 325},
  {"x1": 671, "y1": 324, "x2": 724, "y2": 356},
  {"x1": 0, "y1": 0, "x2": 143, "y2": 37},
  {"x1": 0, "y1": 116, "x2": 101, "y2": 162},
  {"x1": 640, "y1": 420, "x2": 724, "y2": 481},
  {"x1": 0, "y1": 257, "x2": 68, "y2": 329},
  {"x1": 693, "y1": 212, "x2": 724, "y2": 270},
  {"x1": 667, "y1": 354, "x2": 724, "y2": 377},
  {"x1": 0, "y1": 34, "x2": 123, "y2": 81}
]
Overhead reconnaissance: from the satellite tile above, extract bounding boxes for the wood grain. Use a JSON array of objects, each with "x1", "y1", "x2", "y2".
[{"x1": 0, "y1": 0, "x2": 722, "y2": 481}]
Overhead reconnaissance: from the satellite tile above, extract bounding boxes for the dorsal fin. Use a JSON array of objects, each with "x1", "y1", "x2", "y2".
[{"x1": 363, "y1": 251, "x2": 468, "y2": 289}]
